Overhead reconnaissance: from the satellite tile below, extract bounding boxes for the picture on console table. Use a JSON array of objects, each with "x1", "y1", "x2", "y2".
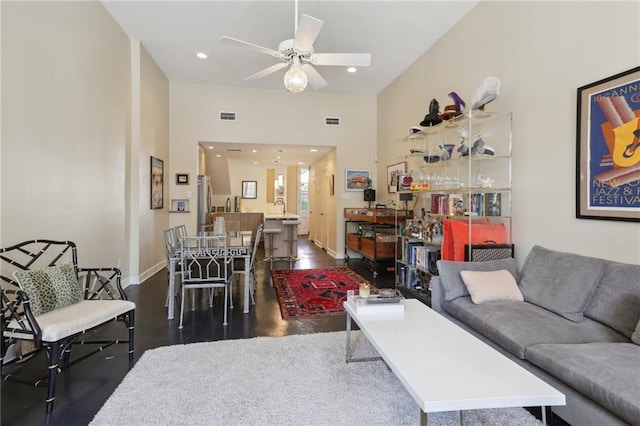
[
  {"x1": 387, "y1": 162, "x2": 406, "y2": 193},
  {"x1": 576, "y1": 66, "x2": 640, "y2": 222}
]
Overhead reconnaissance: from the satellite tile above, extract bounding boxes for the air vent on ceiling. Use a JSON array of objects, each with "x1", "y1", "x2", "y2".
[
  {"x1": 226, "y1": 149, "x2": 242, "y2": 152},
  {"x1": 220, "y1": 111, "x2": 236, "y2": 121},
  {"x1": 325, "y1": 117, "x2": 340, "y2": 126}
]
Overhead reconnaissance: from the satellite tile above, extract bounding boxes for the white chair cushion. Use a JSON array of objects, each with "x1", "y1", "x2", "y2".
[{"x1": 7, "y1": 300, "x2": 135, "y2": 343}]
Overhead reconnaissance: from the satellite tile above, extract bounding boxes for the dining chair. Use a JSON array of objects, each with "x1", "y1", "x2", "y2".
[
  {"x1": 173, "y1": 224, "x2": 187, "y2": 242},
  {"x1": 179, "y1": 235, "x2": 232, "y2": 328},
  {"x1": 232, "y1": 223, "x2": 263, "y2": 306},
  {"x1": 162, "y1": 227, "x2": 182, "y2": 307}
]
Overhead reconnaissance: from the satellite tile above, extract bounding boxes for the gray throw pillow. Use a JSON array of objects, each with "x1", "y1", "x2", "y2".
[
  {"x1": 519, "y1": 246, "x2": 605, "y2": 322},
  {"x1": 13, "y1": 262, "x2": 83, "y2": 316},
  {"x1": 436, "y1": 258, "x2": 521, "y2": 302},
  {"x1": 632, "y1": 320, "x2": 640, "y2": 345}
]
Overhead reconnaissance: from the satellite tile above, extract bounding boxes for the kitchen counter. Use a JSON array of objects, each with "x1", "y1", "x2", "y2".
[
  {"x1": 263, "y1": 212, "x2": 301, "y2": 220},
  {"x1": 263, "y1": 213, "x2": 301, "y2": 263}
]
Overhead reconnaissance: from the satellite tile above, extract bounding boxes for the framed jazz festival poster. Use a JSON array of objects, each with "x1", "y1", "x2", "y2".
[{"x1": 576, "y1": 67, "x2": 640, "y2": 222}]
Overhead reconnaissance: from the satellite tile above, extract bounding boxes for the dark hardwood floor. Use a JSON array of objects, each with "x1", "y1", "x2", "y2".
[
  {"x1": 1, "y1": 239, "x2": 394, "y2": 426},
  {"x1": 1, "y1": 239, "x2": 568, "y2": 426}
]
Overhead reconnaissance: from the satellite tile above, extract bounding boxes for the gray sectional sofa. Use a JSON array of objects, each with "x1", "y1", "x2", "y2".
[{"x1": 430, "y1": 245, "x2": 640, "y2": 426}]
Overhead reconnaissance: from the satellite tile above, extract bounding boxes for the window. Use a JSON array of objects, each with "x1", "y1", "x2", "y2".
[{"x1": 299, "y1": 168, "x2": 309, "y2": 213}]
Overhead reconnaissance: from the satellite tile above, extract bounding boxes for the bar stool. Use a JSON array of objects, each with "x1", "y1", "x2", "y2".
[
  {"x1": 282, "y1": 220, "x2": 300, "y2": 269},
  {"x1": 263, "y1": 228, "x2": 281, "y2": 269}
]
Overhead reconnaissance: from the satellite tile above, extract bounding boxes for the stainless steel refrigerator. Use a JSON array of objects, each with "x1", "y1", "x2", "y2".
[{"x1": 197, "y1": 175, "x2": 213, "y2": 232}]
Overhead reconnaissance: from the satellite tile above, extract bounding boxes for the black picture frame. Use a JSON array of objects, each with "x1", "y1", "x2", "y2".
[
  {"x1": 150, "y1": 156, "x2": 164, "y2": 209},
  {"x1": 576, "y1": 66, "x2": 640, "y2": 222},
  {"x1": 176, "y1": 173, "x2": 189, "y2": 185},
  {"x1": 242, "y1": 181, "x2": 257, "y2": 199}
]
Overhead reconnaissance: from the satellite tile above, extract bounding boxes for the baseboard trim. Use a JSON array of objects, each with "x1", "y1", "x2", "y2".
[{"x1": 123, "y1": 260, "x2": 165, "y2": 287}]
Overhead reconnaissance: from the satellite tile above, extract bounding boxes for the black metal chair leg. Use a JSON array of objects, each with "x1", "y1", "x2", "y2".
[
  {"x1": 45, "y1": 342, "x2": 60, "y2": 414},
  {"x1": 127, "y1": 310, "x2": 135, "y2": 366}
]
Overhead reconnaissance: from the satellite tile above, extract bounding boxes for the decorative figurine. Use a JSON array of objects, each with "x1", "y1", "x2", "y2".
[
  {"x1": 420, "y1": 98, "x2": 442, "y2": 127},
  {"x1": 457, "y1": 128, "x2": 470, "y2": 157},
  {"x1": 470, "y1": 76, "x2": 501, "y2": 110},
  {"x1": 439, "y1": 91, "x2": 466, "y2": 121}
]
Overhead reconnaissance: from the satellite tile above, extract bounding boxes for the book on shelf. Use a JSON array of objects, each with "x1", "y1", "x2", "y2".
[{"x1": 484, "y1": 192, "x2": 502, "y2": 216}]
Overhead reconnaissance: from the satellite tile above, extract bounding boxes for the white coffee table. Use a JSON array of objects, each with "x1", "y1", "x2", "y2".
[{"x1": 344, "y1": 298, "x2": 565, "y2": 425}]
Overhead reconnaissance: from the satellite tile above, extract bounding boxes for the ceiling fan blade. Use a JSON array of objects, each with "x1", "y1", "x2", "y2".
[
  {"x1": 310, "y1": 53, "x2": 372, "y2": 67},
  {"x1": 301, "y1": 64, "x2": 328, "y2": 90},
  {"x1": 245, "y1": 62, "x2": 289, "y2": 81},
  {"x1": 294, "y1": 14, "x2": 323, "y2": 52},
  {"x1": 219, "y1": 36, "x2": 281, "y2": 58}
]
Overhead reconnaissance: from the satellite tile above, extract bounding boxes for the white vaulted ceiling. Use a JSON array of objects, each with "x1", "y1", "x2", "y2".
[{"x1": 101, "y1": 0, "x2": 479, "y2": 95}]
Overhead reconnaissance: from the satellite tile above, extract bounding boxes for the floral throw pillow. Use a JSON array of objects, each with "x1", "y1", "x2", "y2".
[{"x1": 13, "y1": 262, "x2": 83, "y2": 316}]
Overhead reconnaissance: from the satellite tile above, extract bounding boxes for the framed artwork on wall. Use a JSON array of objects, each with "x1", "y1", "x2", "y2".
[
  {"x1": 175, "y1": 173, "x2": 189, "y2": 185},
  {"x1": 242, "y1": 181, "x2": 257, "y2": 199},
  {"x1": 576, "y1": 66, "x2": 640, "y2": 222},
  {"x1": 345, "y1": 169, "x2": 370, "y2": 191},
  {"x1": 329, "y1": 174, "x2": 335, "y2": 196},
  {"x1": 387, "y1": 162, "x2": 406, "y2": 193},
  {"x1": 150, "y1": 156, "x2": 164, "y2": 209}
]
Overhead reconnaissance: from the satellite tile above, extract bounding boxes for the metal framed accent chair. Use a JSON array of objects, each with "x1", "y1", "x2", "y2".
[
  {"x1": 0, "y1": 239, "x2": 135, "y2": 413},
  {"x1": 179, "y1": 235, "x2": 232, "y2": 329}
]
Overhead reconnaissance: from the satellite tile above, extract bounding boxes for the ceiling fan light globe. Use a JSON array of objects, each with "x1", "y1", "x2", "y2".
[{"x1": 284, "y1": 67, "x2": 308, "y2": 93}]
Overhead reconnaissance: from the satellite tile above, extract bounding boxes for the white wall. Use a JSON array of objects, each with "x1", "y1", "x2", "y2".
[
  {"x1": 138, "y1": 46, "x2": 170, "y2": 282},
  {"x1": 1, "y1": 2, "x2": 170, "y2": 285},
  {"x1": 169, "y1": 82, "x2": 376, "y2": 256},
  {"x1": 1, "y1": 1, "x2": 130, "y2": 269},
  {"x1": 378, "y1": 1, "x2": 640, "y2": 265}
]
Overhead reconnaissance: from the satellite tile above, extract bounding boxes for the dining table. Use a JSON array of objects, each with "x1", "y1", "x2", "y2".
[{"x1": 167, "y1": 234, "x2": 252, "y2": 320}]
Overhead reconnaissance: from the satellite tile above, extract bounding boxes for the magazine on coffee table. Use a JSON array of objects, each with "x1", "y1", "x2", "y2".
[{"x1": 346, "y1": 289, "x2": 405, "y2": 315}]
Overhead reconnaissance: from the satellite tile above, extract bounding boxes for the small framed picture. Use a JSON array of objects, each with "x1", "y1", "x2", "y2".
[{"x1": 176, "y1": 173, "x2": 189, "y2": 185}]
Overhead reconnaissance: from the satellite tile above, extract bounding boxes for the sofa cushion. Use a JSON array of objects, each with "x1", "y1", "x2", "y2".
[
  {"x1": 584, "y1": 259, "x2": 640, "y2": 339},
  {"x1": 13, "y1": 262, "x2": 83, "y2": 316},
  {"x1": 460, "y1": 269, "x2": 523, "y2": 304},
  {"x1": 443, "y1": 297, "x2": 630, "y2": 359},
  {"x1": 519, "y1": 246, "x2": 605, "y2": 322},
  {"x1": 437, "y1": 258, "x2": 521, "y2": 302},
  {"x1": 632, "y1": 320, "x2": 640, "y2": 345},
  {"x1": 526, "y1": 342, "x2": 640, "y2": 425}
]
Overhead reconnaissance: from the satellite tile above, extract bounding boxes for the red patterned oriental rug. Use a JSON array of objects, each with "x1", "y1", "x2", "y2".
[{"x1": 271, "y1": 267, "x2": 376, "y2": 319}]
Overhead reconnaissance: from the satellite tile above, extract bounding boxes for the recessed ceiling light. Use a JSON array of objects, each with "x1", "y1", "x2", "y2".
[
  {"x1": 298, "y1": 162, "x2": 304, "y2": 165},
  {"x1": 347, "y1": 67, "x2": 357, "y2": 73},
  {"x1": 196, "y1": 52, "x2": 208, "y2": 59},
  {"x1": 216, "y1": 154, "x2": 221, "y2": 158},
  {"x1": 310, "y1": 148, "x2": 317, "y2": 152},
  {"x1": 208, "y1": 146, "x2": 214, "y2": 149},
  {"x1": 254, "y1": 161, "x2": 258, "y2": 165},
  {"x1": 252, "y1": 150, "x2": 257, "y2": 153}
]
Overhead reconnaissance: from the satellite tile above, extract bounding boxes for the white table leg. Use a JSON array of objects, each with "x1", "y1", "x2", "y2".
[
  {"x1": 541, "y1": 406, "x2": 547, "y2": 426},
  {"x1": 243, "y1": 256, "x2": 250, "y2": 313},
  {"x1": 168, "y1": 257, "x2": 176, "y2": 320}
]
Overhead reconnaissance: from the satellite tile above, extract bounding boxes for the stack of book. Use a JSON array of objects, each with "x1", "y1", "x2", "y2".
[{"x1": 346, "y1": 291, "x2": 405, "y2": 315}]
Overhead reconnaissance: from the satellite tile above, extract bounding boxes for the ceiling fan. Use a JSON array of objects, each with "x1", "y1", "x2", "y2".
[{"x1": 219, "y1": 1, "x2": 372, "y2": 93}]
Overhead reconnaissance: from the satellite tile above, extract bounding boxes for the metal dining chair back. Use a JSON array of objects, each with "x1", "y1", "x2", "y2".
[
  {"x1": 162, "y1": 228, "x2": 183, "y2": 307},
  {"x1": 173, "y1": 224, "x2": 187, "y2": 242},
  {"x1": 179, "y1": 235, "x2": 232, "y2": 328}
]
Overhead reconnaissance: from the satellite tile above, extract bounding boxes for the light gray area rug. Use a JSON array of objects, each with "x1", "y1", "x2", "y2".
[{"x1": 91, "y1": 331, "x2": 542, "y2": 426}]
